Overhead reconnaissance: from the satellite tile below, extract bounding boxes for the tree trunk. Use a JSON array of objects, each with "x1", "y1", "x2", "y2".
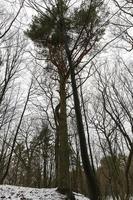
[
  {"x1": 55, "y1": 103, "x2": 60, "y2": 186},
  {"x1": 64, "y1": 43, "x2": 101, "y2": 199},
  {"x1": 70, "y1": 66, "x2": 101, "y2": 200},
  {"x1": 43, "y1": 158, "x2": 47, "y2": 187},
  {"x1": 58, "y1": 75, "x2": 70, "y2": 193}
]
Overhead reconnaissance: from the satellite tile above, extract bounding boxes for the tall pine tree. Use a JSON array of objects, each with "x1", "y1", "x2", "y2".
[{"x1": 25, "y1": 0, "x2": 108, "y2": 199}]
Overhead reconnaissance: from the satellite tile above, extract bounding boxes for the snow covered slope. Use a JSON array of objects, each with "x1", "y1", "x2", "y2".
[{"x1": 0, "y1": 185, "x2": 89, "y2": 200}]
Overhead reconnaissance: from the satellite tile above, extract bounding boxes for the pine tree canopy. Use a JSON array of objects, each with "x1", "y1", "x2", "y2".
[{"x1": 25, "y1": 0, "x2": 108, "y2": 52}]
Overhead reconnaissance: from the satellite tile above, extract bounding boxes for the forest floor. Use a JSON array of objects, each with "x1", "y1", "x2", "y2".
[{"x1": 0, "y1": 185, "x2": 89, "y2": 200}]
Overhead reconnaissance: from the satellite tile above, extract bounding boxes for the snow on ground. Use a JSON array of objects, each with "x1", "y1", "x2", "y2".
[{"x1": 0, "y1": 185, "x2": 89, "y2": 200}]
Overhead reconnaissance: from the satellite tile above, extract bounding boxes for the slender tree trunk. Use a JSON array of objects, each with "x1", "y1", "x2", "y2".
[
  {"x1": 58, "y1": 75, "x2": 70, "y2": 193},
  {"x1": 55, "y1": 127, "x2": 59, "y2": 186},
  {"x1": 55, "y1": 103, "x2": 60, "y2": 186},
  {"x1": 43, "y1": 158, "x2": 47, "y2": 187},
  {"x1": 125, "y1": 150, "x2": 133, "y2": 199},
  {"x1": 70, "y1": 66, "x2": 101, "y2": 200},
  {"x1": 64, "y1": 42, "x2": 101, "y2": 199},
  {"x1": 79, "y1": 78, "x2": 95, "y2": 173},
  {"x1": 26, "y1": 165, "x2": 32, "y2": 186}
]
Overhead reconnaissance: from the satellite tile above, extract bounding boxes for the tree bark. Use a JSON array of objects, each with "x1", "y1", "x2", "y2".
[
  {"x1": 55, "y1": 103, "x2": 60, "y2": 186},
  {"x1": 64, "y1": 41, "x2": 101, "y2": 199},
  {"x1": 70, "y1": 66, "x2": 101, "y2": 200},
  {"x1": 58, "y1": 75, "x2": 70, "y2": 193}
]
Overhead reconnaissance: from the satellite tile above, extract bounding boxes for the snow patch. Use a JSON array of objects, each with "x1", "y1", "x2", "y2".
[{"x1": 0, "y1": 185, "x2": 89, "y2": 200}]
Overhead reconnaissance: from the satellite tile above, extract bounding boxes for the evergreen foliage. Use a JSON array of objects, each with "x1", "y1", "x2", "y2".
[{"x1": 25, "y1": 0, "x2": 107, "y2": 54}]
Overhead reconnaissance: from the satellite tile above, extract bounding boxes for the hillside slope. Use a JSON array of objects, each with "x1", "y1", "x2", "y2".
[{"x1": 0, "y1": 185, "x2": 89, "y2": 200}]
